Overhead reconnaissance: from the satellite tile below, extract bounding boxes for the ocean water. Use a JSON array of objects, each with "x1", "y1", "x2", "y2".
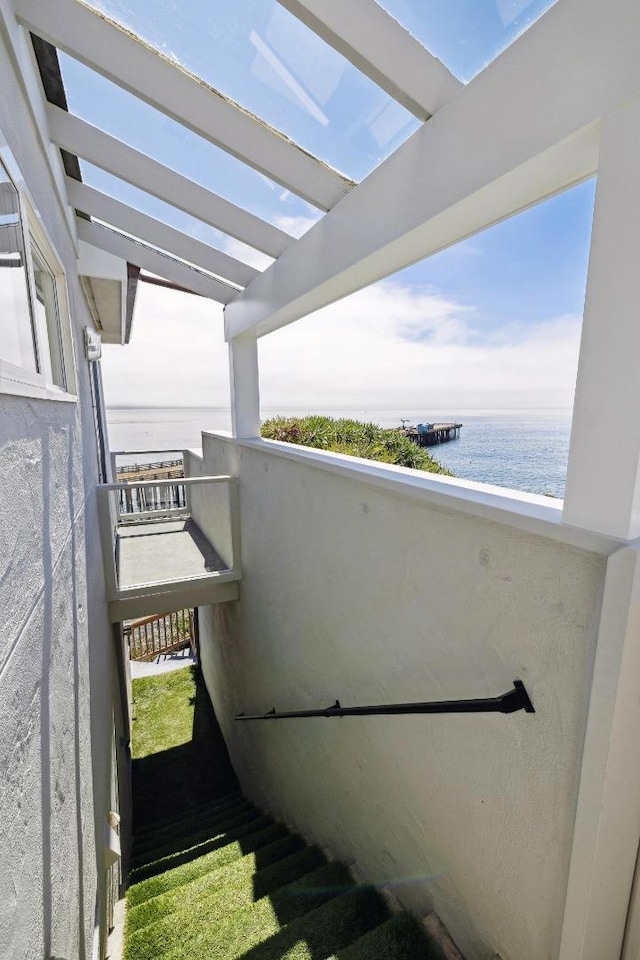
[{"x1": 106, "y1": 406, "x2": 573, "y2": 498}]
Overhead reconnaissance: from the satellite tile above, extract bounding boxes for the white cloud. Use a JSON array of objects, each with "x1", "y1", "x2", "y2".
[
  {"x1": 216, "y1": 215, "x2": 320, "y2": 274},
  {"x1": 273, "y1": 214, "x2": 321, "y2": 238},
  {"x1": 101, "y1": 278, "x2": 582, "y2": 411},
  {"x1": 220, "y1": 237, "x2": 274, "y2": 271},
  {"x1": 101, "y1": 282, "x2": 228, "y2": 406},
  {"x1": 259, "y1": 281, "x2": 582, "y2": 409}
]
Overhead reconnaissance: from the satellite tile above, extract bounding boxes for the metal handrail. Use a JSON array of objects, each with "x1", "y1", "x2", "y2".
[
  {"x1": 235, "y1": 681, "x2": 534, "y2": 721},
  {"x1": 98, "y1": 475, "x2": 232, "y2": 492}
]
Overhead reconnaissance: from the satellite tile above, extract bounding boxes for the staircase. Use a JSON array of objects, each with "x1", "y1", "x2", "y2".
[{"x1": 124, "y1": 666, "x2": 448, "y2": 960}]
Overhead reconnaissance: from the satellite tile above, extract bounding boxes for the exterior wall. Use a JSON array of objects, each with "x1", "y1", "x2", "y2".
[
  {"x1": 194, "y1": 433, "x2": 608, "y2": 960},
  {"x1": 185, "y1": 449, "x2": 234, "y2": 569},
  {"x1": 0, "y1": 24, "x2": 126, "y2": 960}
]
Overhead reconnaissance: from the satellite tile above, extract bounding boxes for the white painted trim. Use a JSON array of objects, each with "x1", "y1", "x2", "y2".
[
  {"x1": 99, "y1": 475, "x2": 233, "y2": 492},
  {"x1": 67, "y1": 180, "x2": 259, "y2": 288},
  {"x1": 76, "y1": 241, "x2": 128, "y2": 344},
  {"x1": 225, "y1": 0, "x2": 640, "y2": 339},
  {"x1": 563, "y1": 98, "x2": 640, "y2": 539},
  {"x1": 97, "y1": 484, "x2": 118, "y2": 600},
  {"x1": 108, "y1": 580, "x2": 240, "y2": 623},
  {"x1": 18, "y1": 0, "x2": 355, "y2": 210},
  {"x1": 0, "y1": 358, "x2": 77, "y2": 401},
  {"x1": 558, "y1": 544, "x2": 640, "y2": 960},
  {"x1": 229, "y1": 337, "x2": 260, "y2": 438},
  {"x1": 46, "y1": 107, "x2": 291, "y2": 259},
  {"x1": 113, "y1": 568, "x2": 240, "y2": 601},
  {"x1": 77, "y1": 241, "x2": 127, "y2": 285},
  {"x1": 0, "y1": 145, "x2": 79, "y2": 402},
  {"x1": 277, "y1": 0, "x2": 462, "y2": 118},
  {"x1": 0, "y1": 0, "x2": 77, "y2": 248},
  {"x1": 25, "y1": 189, "x2": 79, "y2": 395},
  {"x1": 76, "y1": 219, "x2": 238, "y2": 303},
  {"x1": 227, "y1": 476, "x2": 242, "y2": 578},
  {"x1": 202, "y1": 431, "x2": 620, "y2": 556},
  {"x1": 98, "y1": 475, "x2": 242, "y2": 611}
]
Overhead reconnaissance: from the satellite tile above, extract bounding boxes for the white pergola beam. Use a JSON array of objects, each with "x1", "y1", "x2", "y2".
[
  {"x1": 225, "y1": 0, "x2": 640, "y2": 341},
  {"x1": 229, "y1": 337, "x2": 261, "y2": 439},
  {"x1": 17, "y1": 0, "x2": 355, "y2": 210},
  {"x1": 0, "y1": 0, "x2": 77, "y2": 247},
  {"x1": 76, "y1": 219, "x2": 238, "y2": 304},
  {"x1": 67, "y1": 179, "x2": 259, "y2": 289},
  {"x1": 558, "y1": 545, "x2": 640, "y2": 960},
  {"x1": 563, "y1": 98, "x2": 640, "y2": 541},
  {"x1": 277, "y1": 0, "x2": 461, "y2": 119},
  {"x1": 46, "y1": 104, "x2": 291, "y2": 259}
]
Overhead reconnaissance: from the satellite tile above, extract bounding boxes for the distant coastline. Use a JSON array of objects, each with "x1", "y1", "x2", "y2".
[{"x1": 106, "y1": 406, "x2": 572, "y2": 498}]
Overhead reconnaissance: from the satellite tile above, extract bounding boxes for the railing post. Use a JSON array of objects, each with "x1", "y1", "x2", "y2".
[
  {"x1": 229, "y1": 334, "x2": 260, "y2": 438},
  {"x1": 97, "y1": 487, "x2": 118, "y2": 600},
  {"x1": 228, "y1": 476, "x2": 242, "y2": 577},
  {"x1": 183, "y1": 449, "x2": 193, "y2": 515},
  {"x1": 189, "y1": 609, "x2": 198, "y2": 662},
  {"x1": 564, "y1": 98, "x2": 640, "y2": 538}
]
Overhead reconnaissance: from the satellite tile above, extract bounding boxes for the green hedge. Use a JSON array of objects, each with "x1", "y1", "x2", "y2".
[{"x1": 261, "y1": 416, "x2": 452, "y2": 475}]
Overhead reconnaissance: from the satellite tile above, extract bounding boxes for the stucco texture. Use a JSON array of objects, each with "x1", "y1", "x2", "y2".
[
  {"x1": 0, "y1": 24, "x2": 124, "y2": 959},
  {"x1": 194, "y1": 435, "x2": 606, "y2": 960}
]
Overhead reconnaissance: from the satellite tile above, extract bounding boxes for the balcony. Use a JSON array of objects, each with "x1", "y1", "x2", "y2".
[{"x1": 97, "y1": 452, "x2": 241, "y2": 621}]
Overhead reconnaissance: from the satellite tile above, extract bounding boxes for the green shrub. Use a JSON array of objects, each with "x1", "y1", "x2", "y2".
[{"x1": 261, "y1": 416, "x2": 452, "y2": 475}]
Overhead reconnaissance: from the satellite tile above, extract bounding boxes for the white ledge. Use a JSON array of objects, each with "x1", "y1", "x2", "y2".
[{"x1": 201, "y1": 431, "x2": 622, "y2": 557}]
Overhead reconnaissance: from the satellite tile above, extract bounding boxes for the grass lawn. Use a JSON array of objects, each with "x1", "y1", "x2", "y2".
[
  {"x1": 125, "y1": 666, "x2": 447, "y2": 960},
  {"x1": 131, "y1": 668, "x2": 199, "y2": 759}
]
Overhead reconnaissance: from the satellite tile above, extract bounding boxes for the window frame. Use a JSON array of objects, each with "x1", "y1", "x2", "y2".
[{"x1": 0, "y1": 147, "x2": 78, "y2": 403}]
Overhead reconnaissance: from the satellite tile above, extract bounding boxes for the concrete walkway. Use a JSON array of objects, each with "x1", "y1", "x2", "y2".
[
  {"x1": 118, "y1": 518, "x2": 226, "y2": 589},
  {"x1": 130, "y1": 648, "x2": 196, "y2": 679}
]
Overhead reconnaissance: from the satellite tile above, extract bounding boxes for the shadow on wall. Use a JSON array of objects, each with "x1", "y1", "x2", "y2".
[
  {"x1": 40, "y1": 437, "x2": 53, "y2": 960},
  {"x1": 36, "y1": 415, "x2": 87, "y2": 959},
  {"x1": 67, "y1": 427, "x2": 87, "y2": 958},
  {"x1": 131, "y1": 669, "x2": 238, "y2": 831}
]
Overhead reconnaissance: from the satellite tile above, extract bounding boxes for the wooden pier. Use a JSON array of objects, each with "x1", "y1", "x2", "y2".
[
  {"x1": 116, "y1": 457, "x2": 186, "y2": 516},
  {"x1": 116, "y1": 457, "x2": 184, "y2": 482},
  {"x1": 401, "y1": 422, "x2": 462, "y2": 448}
]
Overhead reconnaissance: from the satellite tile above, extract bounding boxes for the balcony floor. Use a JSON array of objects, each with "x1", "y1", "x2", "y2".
[{"x1": 117, "y1": 518, "x2": 227, "y2": 588}]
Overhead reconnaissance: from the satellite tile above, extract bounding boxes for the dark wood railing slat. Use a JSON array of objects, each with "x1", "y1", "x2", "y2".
[{"x1": 128, "y1": 607, "x2": 197, "y2": 662}]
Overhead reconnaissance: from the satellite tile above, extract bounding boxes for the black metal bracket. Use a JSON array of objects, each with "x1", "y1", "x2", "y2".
[{"x1": 235, "y1": 680, "x2": 534, "y2": 721}]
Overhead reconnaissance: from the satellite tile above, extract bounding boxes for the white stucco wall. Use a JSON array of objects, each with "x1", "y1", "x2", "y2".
[
  {"x1": 185, "y1": 449, "x2": 234, "y2": 569},
  {"x1": 193, "y1": 433, "x2": 608, "y2": 960},
  {"x1": 0, "y1": 24, "x2": 127, "y2": 960}
]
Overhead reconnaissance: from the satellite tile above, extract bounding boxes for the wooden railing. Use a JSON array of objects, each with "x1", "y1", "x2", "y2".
[
  {"x1": 113, "y1": 454, "x2": 187, "y2": 519},
  {"x1": 117, "y1": 457, "x2": 184, "y2": 479},
  {"x1": 117, "y1": 481, "x2": 187, "y2": 517},
  {"x1": 125, "y1": 608, "x2": 197, "y2": 662}
]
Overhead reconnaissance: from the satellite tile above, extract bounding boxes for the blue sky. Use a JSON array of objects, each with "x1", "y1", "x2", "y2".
[
  {"x1": 396, "y1": 180, "x2": 596, "y2": 338},
  {"x1": 60, "y1": 54, "x2": 321, "y2": 235},
  {"x1": 63, "y1": 0, "x2": 558, "y2": 199},
  {"x1": 68, "y1": 0, "x2": 421, "y2": 180},
  {"x1": 378, "y1": 0, "x2": 557, "y2": 81},
  {"x1": 66, "y1": 0, "x2": 594, "y2": 410}
]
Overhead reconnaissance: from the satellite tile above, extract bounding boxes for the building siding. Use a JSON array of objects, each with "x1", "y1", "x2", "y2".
[{"x1": 0, "y1": 27, "x2": 126, "y2": 960}]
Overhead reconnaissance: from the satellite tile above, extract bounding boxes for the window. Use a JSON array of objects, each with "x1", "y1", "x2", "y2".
[
  {"x1": 0, "y1": 154, "x2": 77, "y2": 400},
  {"x1": 0, "y1": 161, "x2": 37, "y2": 372},
  {"x1": 31, "y1": 236, "x2": 67, "y2": 389}
]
